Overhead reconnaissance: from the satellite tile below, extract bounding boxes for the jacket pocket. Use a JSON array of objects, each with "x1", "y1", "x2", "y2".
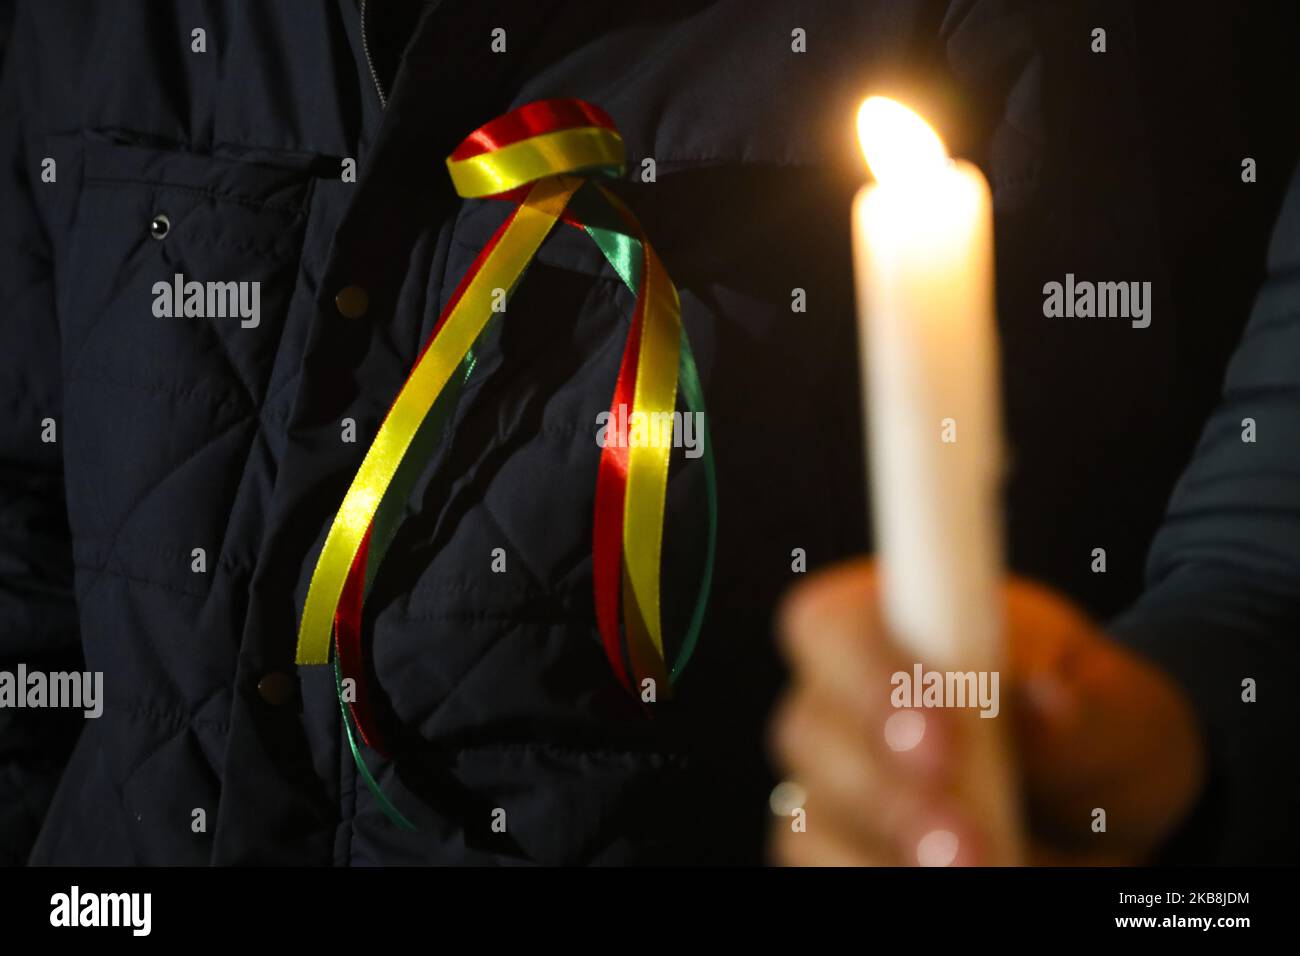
[{"x1": 58, "y1": 137, "x2": 311, "y2": 546}]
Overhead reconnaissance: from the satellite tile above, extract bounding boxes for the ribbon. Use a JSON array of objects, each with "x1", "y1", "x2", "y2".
[{"x1": 295, "y1": 99, "x2": 717, "y2": 825}]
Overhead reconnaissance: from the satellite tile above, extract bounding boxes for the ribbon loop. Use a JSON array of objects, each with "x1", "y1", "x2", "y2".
[
  {"x1": 446, "y1": 100, "x2": 625, "y2": 198},
  {"x1": 296, "y1": 100, "x2": 717, "y2": 827}
]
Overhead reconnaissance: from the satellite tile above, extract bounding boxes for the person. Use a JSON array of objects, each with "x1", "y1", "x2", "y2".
[
  {"x1": 1, "y1": 0, "x2": 1292, "y2": 866},
  {"x1": 770, "y1": 158, "x2": 1300, "y2": 866}
]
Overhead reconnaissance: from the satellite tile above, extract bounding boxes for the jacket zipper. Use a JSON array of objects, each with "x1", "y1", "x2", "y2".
[{"x1": 359, "y1": 0, "x2": 387, "y2": 110}]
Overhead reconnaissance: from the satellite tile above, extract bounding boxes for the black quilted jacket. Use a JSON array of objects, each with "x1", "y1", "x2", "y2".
[{"x1": 3, "y1": 0, "x2": 1297, "y2": 865}]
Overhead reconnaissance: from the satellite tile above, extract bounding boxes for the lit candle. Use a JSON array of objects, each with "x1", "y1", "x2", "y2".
[{"x1": 852, "y1": 97, "x2": 1022, "y2": 865}]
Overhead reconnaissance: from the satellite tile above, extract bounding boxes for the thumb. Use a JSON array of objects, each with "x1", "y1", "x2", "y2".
[{"x1": 1002, "y1": 583, "x2": 1205, "y2": 858}]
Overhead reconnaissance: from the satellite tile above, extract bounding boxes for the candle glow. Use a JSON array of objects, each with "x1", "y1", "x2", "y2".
[{"x1": 856, "y1": 96, "x2": 948, "y2": 187}]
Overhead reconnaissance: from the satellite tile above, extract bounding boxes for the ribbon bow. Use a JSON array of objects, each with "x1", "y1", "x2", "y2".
[{"x1": 294, "y1": 100, "x2": 717, "y2": 827}]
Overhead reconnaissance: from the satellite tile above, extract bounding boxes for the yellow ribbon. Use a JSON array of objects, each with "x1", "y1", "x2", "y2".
[
  {"x1": 623, "y1": 242, "x2": 680, "y2": 678},
  {"x1": 296, "y1": 175, "x2": 582, "y2": 664}
]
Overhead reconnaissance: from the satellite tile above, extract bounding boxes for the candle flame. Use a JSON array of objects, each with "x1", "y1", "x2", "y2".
[{"x1": 857, "y1": 97, "x2": 948, "y2": 186}]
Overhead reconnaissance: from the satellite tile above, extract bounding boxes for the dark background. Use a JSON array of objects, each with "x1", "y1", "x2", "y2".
[
  {"x1": 989, "y1": 2, "x2": 1300, "y2": 620},
  {"x1": 1101, "y1": 2, "x2": 1300, "y2": 616}
]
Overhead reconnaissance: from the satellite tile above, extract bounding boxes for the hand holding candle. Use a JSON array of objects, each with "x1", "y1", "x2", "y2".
[
  {"x1": 768, "y1": 98, "x2": 1206, "y2": 870},
  {"x1": 852, "y1": 97, "x2": 1021, "y2": 864}
]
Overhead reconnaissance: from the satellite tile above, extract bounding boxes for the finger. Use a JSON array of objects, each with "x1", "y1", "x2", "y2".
[
  {"x1": 771, "y1": 689, "x2": 951, "y2": 844},
  {"x1": 768, "y1": 789, "x2": 988, "y2": 868},
  {"x1": 771, "y1": 668, "x2": 957, "y2": 784},
  {"x1": 904, "y1": 809, "x2": 989, "y2": 867},
  {"x1": 772, "y1": 686, "x2": 952, "y2": 793},
  {"x1": 777, "y1": 560, "x2": 901, "y2": 721}
]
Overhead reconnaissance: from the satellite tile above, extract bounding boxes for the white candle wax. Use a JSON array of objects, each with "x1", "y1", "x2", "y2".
[{"x1": 852, "y1": 98, "x2": 1022, "y2": 865}]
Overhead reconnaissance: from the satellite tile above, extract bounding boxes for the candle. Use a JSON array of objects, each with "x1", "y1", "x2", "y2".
[{"x1": 852, "y1": 97, "x2": 1022, "y2": 865}]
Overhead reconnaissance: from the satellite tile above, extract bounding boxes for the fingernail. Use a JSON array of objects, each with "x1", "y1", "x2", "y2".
[
  {"x1": 915, "y1": 828, "x2": 960, "y2": 867},
  {"x1": 884, "y1": 710, "x2": 926, "y2": 752}
]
